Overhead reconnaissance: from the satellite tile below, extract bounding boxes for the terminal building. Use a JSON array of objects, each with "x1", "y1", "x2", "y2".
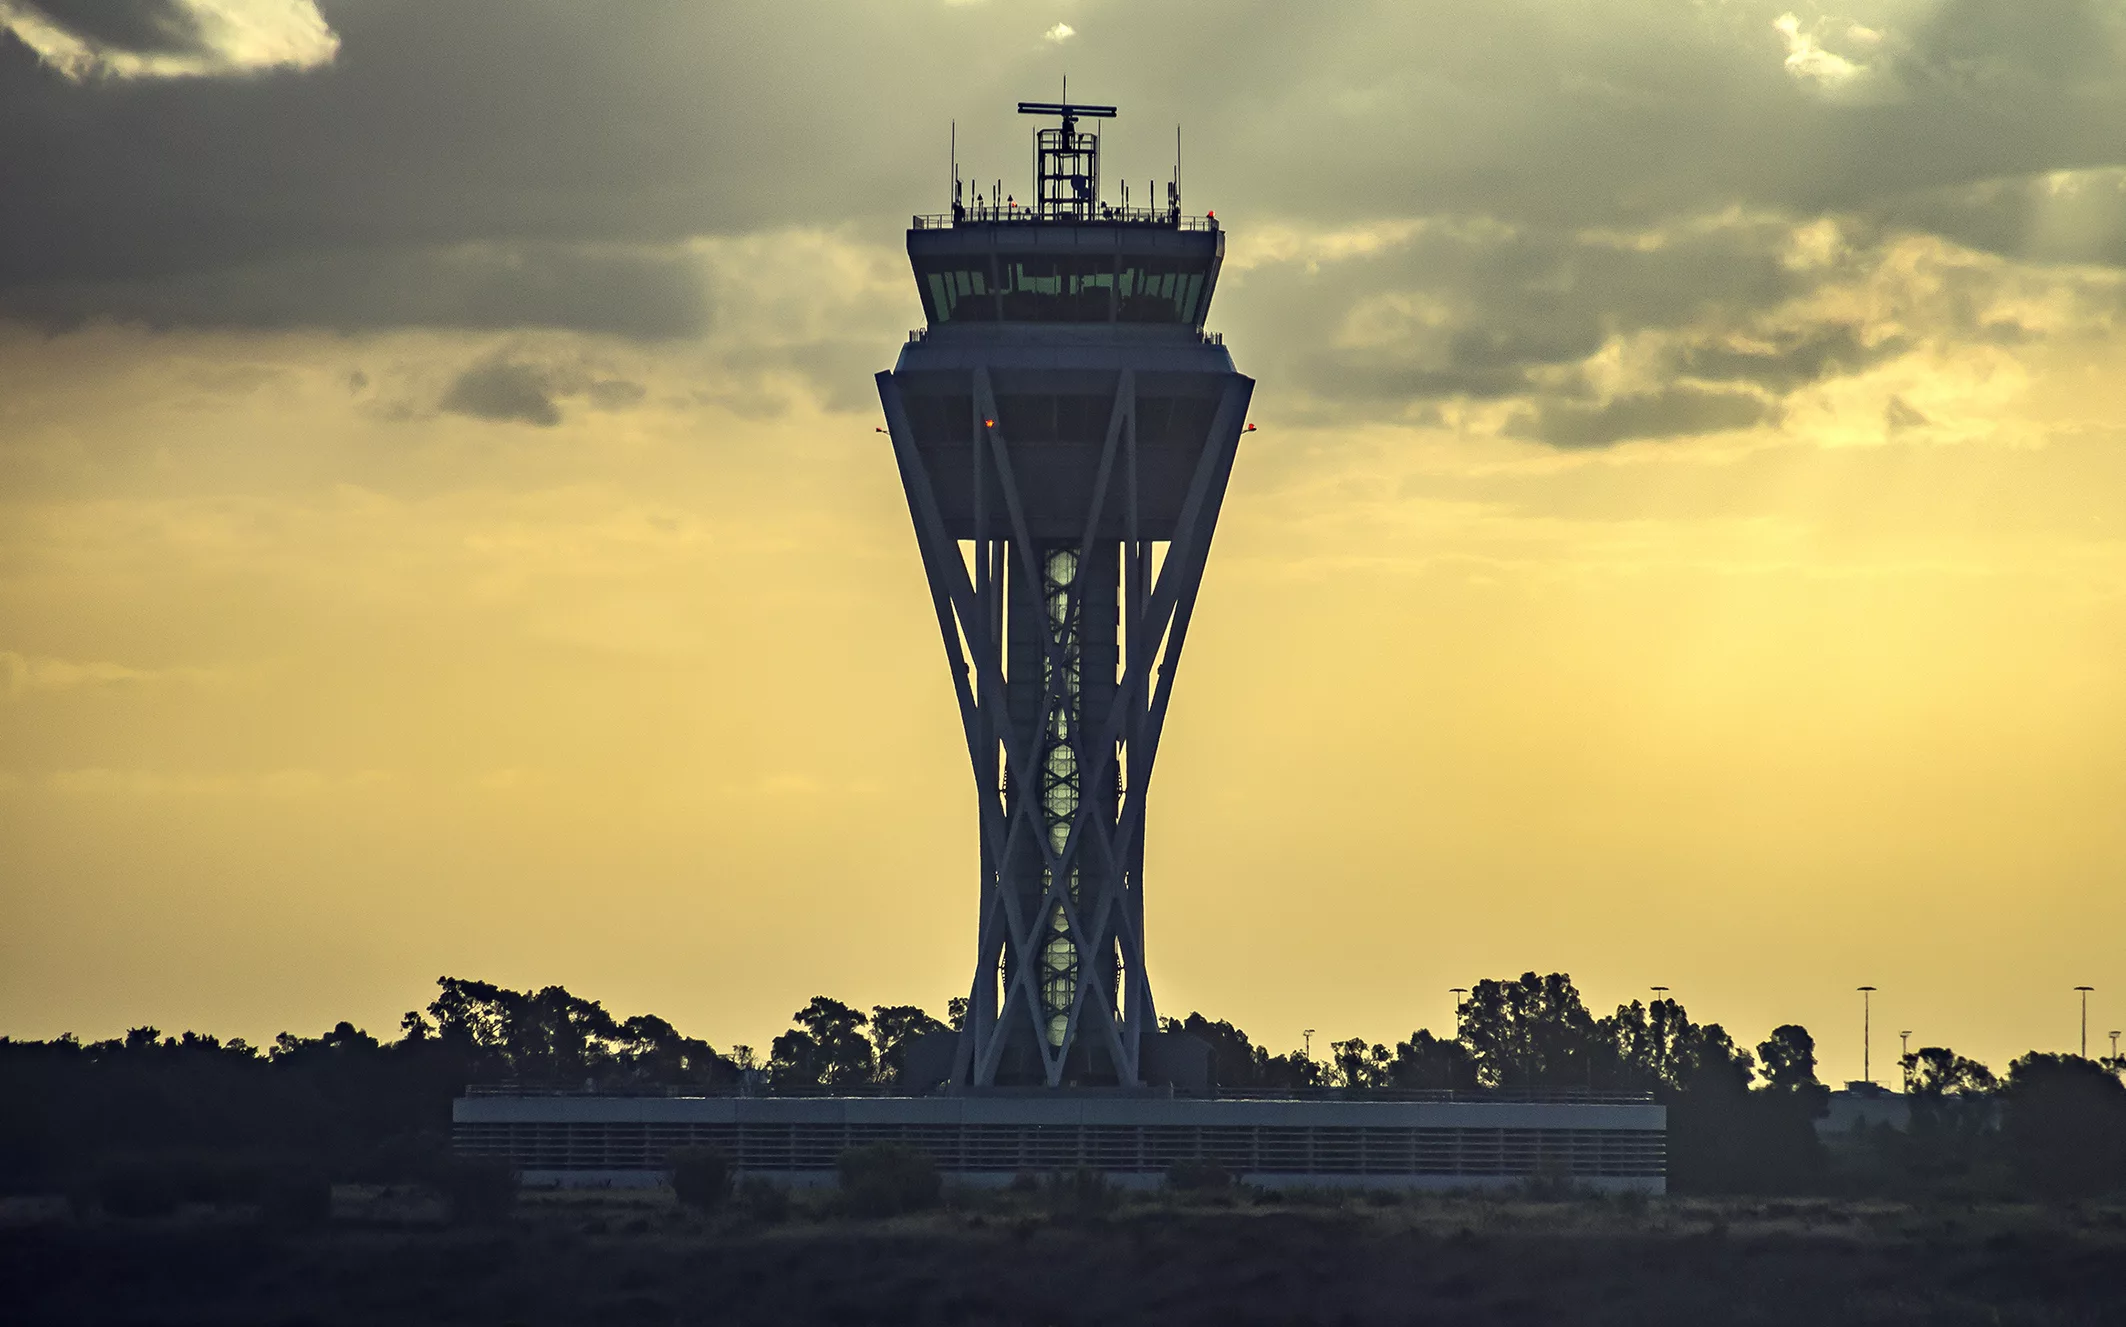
[{"x1": 454, "y1": 101, "x2": 1668, "y2": 1192}]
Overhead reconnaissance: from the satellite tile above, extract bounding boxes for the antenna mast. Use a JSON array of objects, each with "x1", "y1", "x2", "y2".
[{"x1": 1017, "y1": 98, "x2": 1116, "y2": 220}]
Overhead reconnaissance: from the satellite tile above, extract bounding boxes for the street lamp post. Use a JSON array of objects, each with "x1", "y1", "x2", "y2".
[
  {"x1": 1449, "y1": 988, "x2": 1467, "y2": 1034},
  {"x1": 2074, "y1": 987, "x2": 2094, "y2": 1058},
  {"x1": 1899, "y1": 1030, "x2": 1913, "y2": 1092},
  {"x1": 1303, "y1": 1028, "x2": 1316, "y2": 1062},
  {"x1": 2110, "y1": 1030, "x2": 2121, "y2": 1063},
  {"x1": 1857, "y1": 986, "x2": 1877, "y2": 1085}
]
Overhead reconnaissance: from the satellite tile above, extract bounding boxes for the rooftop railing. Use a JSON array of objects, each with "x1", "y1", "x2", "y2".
[
  {"x1": 913, "y1": 207, "x2": 1219, "y2": 232},
  {"x1": 905, "y1": 328, "x2": 1224, "y2": 345}
]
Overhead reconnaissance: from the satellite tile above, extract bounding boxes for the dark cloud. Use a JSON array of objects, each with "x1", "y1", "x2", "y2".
[
  {"x1": 440, "y1": 360, "x2": 559, "y2": 427},
  {"x1": 1675, "y1": 325, "x2": 1911, "y2": 395},
  {"x1": 434, "y1": 355, "x2": 647, "y2": 427},
  {"x1": 3, "y1": 0, "x2": 2126, "y2": 439},
  {"x1": 0, "y1": 244, "x2": 709, "y2": 340},
  {"x1": 1231, "y1": 215, "x2": 1812, "y2": 417},
  {"x1": 20, "y1": 0, "x2": 205, "y2": 55},
  {"x1": 1512, "y1": 387, "x2": 1778, "y2": 450},
  {"x1": 0, "y1": 2, "x2": 924, "y2": 324}
]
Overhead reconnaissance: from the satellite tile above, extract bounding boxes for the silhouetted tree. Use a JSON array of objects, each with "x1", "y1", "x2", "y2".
[
  {"x1": 1387, "y1": 1030, "x2": 1475, "y2": 1090},
  {"x1": 1167, "y1": 1014, "x2": 1267, "y2": 1088},
  {"x1": 1903, "y1": 1046, "x2": 1996, "y2": 1138},
  {"x1": 1459, "y1": 973, "x2": 1601, "y2": 1089},
  {"x1": 1757, "y1": 1025, "x2": 1822, "y2": 1094},
  {"x1": 1259, "y1": 1048, "x2": 1323, "y2": 1090},
  {"x1": 421, "y1": 977, "x2": 732, "y2": 1089},
  {"x1": 1328, "y1": 1038, "x2": 1390, "y2": 1089},
  {"x1": 769, "y1": 997, "x2": 874, "y2": 1088},
  {"x1": 2001, "y1": 1053, "x2": 2126, "y2": 1200},
  {"x1": 1906, "y1": 1046, "x2": 1995, "y2": 1098},
  {"x1": 868, "y1": 1005, "x2": 948, "y2": 1082},
  {"x1": 1599, "y1": 999, "x2": 1753, "y2": 1097}
]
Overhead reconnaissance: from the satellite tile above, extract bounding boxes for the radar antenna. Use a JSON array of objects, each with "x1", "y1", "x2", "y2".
[{"x1": 1017, "y1": 99, "x2": 1115, "y2": 221}]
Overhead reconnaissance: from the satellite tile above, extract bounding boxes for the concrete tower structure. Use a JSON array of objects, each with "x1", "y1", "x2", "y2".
[
  {"x1": 877, "y1": 102, "x2": 1252, "y2": 1089},
  {"x1": 452, "y1": 103, "x2": 1669, "y2": 1194}
]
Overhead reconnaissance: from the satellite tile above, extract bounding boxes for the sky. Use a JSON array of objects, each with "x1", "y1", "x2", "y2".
[{"x1": 2, "y1": 0, "x2": 2123, "y2": 1082}]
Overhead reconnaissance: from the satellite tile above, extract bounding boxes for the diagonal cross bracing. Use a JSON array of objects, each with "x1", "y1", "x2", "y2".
[{"x1": 878, "y1": 365, "x2": 1252, "y2": 1088}]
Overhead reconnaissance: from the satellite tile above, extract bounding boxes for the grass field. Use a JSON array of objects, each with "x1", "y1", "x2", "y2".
[{"x1": 5, "y1": 1184, "x2": 2124, "y2": 1325}]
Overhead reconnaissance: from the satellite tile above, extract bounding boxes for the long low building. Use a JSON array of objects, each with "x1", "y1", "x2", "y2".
[{"x1": 453, "y1": 1092, "x2": 1667, "y2": 1193}]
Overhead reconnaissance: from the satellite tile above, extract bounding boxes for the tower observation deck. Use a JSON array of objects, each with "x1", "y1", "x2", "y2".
[{"x1": 878, "y1": 101, "x2": 1253, "y2": 1090}]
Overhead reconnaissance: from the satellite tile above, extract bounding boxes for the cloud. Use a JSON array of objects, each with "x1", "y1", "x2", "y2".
[
  {"x1": 1774, "y1": 13, "x2": 1870, "y2": 91},
  {"x1": 1231, "y1": 211, "x2": 1811, "y2": 412},
  {"x1": 440, "y1": 360, "x2": 561, "y2": 427},
  {"x1": 436, "y1": 354, "x2": 650, "y2": 427},
  {"x1": 1, "y1": 0, "x2": 2125, "y2": 437},
  {"x1": 0, "y1": 0, "x2": 336, "y2": 80},
  {"x1": 1, "y1": 650, "x2": 217, "y2": 697},
  {"x1": 0, "y1": 242, "x2": 712, "y2": 340},
  {"x1": 1673, "y1": 323, "x2": 1909, "y2": 395},
  {"x1": 1510, "y1": 386, "x2": 1779, "y2": 450},
  {"x1": 1043, "y1": 22, "x2": 1074, "y2": 44},
  {"x1": 39, "y1": 767, "x2": 387, "y2": 798}
]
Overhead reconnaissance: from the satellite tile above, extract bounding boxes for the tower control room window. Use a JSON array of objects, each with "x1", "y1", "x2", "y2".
[
  {"x1": 997, "y1": 257, "x2": 1115, "y2": 321},
  {"x1": 916, "y1": 251, "x2": 1214, "y2": 325},
  {"x1": 1117, "y1": 258, "x2": 1209, "y2": 325},
  {"x1": 916, "y1": 258, "x2": 999, "y2": 323}
]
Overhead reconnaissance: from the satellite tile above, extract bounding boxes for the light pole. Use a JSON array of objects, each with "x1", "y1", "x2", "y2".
[
  {"x1": 1449, "y1": 988, "x2": 1467, "y2": 1034},
  {"x1": 1899, "y1": 1030, "x2": 1912, "y2": 1092},
  {"x1": 2110, "y1": 1030, "x2": 2121, "y2": 1063},
  {"x1": 1650, "y1": 985, "x2": 1669, "y2": 1005},
  {"x1": 1303, "y1": 1028, "x2": 1315, "y2": 1062},
  {"x1": 2074, "y1": 987, "x2": 2094, "y2": 1058},
  {"x1": 1857, "y1": 986, "x2": 1877, "y2": 1085}
]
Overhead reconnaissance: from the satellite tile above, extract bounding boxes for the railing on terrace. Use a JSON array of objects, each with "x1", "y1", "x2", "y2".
[
  {"x1": 905, "y1": 328, "x2": 1224, "y2": 346},
  {"x1": 462, "y1": 1082, "x2": 1655, "y2": 1105},
  {"x1": 912, "y1": 208, "x2": 1219, "y2": 231}
]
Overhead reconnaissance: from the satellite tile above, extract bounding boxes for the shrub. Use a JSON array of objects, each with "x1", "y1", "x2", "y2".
[
  {"x1": 259, "y1": 1166, "x2": 333, "y2": 1229},
  {"x1": 2003, "y1": 1054, "x2": 2126, "y2": 1201},
  {"x1": 667, "y1": 1146, "x2": 733, "y2": 1211},
  {"x1": 1523, "y1": 1157, "x2": 1579, "y2": 1200},
  {"x1": 360, "y1": 1132, "x2": 448, "y2": 1186},
  {"x1": 738, "y1": 1176, "x2": 790, "y2": 1223},
  {"x1": 838, "y1": 1143, "x2": 941, "y2": 1218},
  {"x1": 1044, "y1": 1167, "x2": 1118, "y2": 1218},
  {"x1": 1166, "y1": 1158, "x2": 1233, "y2": 1192},
  {"x1": 438, "y1": 1156, "x2": 517, "y2": 1225},
  {"x1": 88, "y1": 1155, "x2": 181, "y2": 1219}
]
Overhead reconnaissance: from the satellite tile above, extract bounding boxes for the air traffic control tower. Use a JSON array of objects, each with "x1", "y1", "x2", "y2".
[
  {"x1": 452, "y1": 104, "x2": 1668, "y2": 1191},
  {"x1": 877, "y1": 100, "x2": 1249, "y2": 1092}
]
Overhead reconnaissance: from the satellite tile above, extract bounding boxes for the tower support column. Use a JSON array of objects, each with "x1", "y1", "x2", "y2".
[{"x1": 880, "y1": 364, "x2": 1250, "y2": 1088}]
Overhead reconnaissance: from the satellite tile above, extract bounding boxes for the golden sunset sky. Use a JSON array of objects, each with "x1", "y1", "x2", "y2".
[{"x1": 1, "y1": 0, "x2": 2122, "y2": 1080}]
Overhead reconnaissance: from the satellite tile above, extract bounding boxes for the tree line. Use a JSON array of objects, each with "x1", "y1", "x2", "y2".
[{"x1": 3, "y1": 971, "x2": 2121, "y2": 1199}]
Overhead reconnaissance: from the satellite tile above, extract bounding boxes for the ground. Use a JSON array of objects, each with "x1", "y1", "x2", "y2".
[{"x1": 4, "y1": 1186, "x2": 2124, "y2": 1325}]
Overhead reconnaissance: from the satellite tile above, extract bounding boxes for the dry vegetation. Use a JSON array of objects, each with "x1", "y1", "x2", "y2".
[{"x1": 6, "y1": 1183, "x2": 2125, "y2": 1325}]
